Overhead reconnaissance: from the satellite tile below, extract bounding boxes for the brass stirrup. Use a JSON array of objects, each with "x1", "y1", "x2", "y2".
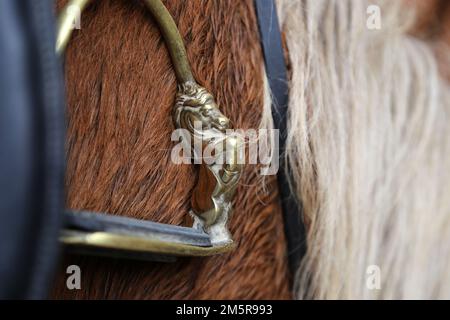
[{"x1": 57, "y1": 0, "x2": 243, "y2": 260}]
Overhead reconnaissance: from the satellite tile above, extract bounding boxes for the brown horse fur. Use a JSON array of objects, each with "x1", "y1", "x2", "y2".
[{"x1": 51, "y1": 0, "x2": 291, "y2": 299}]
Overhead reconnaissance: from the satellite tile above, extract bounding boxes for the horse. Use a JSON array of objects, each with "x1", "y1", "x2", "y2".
[{"x1": 51, "y1": 0, "x2": 450, "y2": 299}]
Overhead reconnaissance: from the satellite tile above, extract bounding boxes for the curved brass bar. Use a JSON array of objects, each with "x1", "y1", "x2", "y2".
[
  {"x1": 62, "y1": 231, "x2": 235, "y2": 257},
  {"x1": 141, "y1": 0, "x2": 194, "y2": 83}
]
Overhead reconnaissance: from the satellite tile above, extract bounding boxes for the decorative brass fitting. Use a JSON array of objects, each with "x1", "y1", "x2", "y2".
[
  {"x1": 56, "y1": 0, "x2": 243, "y2": 253},
  {"x1": 174, "y1": 82, "x2": 243, "y2": 245}
]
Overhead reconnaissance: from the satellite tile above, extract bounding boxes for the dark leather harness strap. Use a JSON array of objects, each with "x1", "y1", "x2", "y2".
[
  {"x1": 0, "y1": 0, "x2": 65, "y2": 299},
  {"x1": 254, "y1": 0, "x2": 307, "y2": 275}
]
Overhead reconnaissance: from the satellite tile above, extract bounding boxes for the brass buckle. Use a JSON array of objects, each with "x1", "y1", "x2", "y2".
[{"x1": 57, "y1": 0, "x2": 243, "y2": 259}]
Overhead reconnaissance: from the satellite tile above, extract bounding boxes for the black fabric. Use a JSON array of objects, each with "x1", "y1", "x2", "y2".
[
  {"x1": 65, "y1": 210, "x2": 211, "y2": 247},
  {"x1": 0, "y1": 0, "x2": 65, "y2": 299},
  {"x1": 254, "y1": 0, "x2": 307, "y2": 275}
]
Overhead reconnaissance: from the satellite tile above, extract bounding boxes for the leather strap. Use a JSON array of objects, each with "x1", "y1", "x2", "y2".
[
  {"x1": 254, "y1": 0, "x2": 307, "y2": 274},
  {"x1": 0, "y1": 0, "x2": 65, "y2": 299}
]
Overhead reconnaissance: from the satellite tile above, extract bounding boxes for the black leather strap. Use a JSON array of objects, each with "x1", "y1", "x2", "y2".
[
  {"x1": 0, "y1": 0, "x2": 65, "y2": 299},
  {"x1": 65, "y1": 211, "x2": 211, "y2": 247},
  {"x1": 62, "y1": 210, "x2": 214, "y2": 262},
  {"x1": 65, "y1": 211, "x2": 207, "y2": 262},
  {"x1": 254, "y1": 0, "x2": 307, "y2": 274}
]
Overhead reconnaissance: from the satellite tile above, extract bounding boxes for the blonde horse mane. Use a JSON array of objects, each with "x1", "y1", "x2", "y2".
[{"x1": 271, "y1": 0, "x2": 450, "y2": 299}]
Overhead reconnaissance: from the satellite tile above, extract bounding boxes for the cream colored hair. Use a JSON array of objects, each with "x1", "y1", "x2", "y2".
[{"x1": 270, "y1": 0, "x2": 450, "y2": 299}]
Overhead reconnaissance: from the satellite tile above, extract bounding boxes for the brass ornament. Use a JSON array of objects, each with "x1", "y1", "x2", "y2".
[
  {"x1": 56, "y1": 0, "x2": 243, "y2": 255},
  {"x1": 174, "y1": 82, "x2": 243, "y2": 245}
]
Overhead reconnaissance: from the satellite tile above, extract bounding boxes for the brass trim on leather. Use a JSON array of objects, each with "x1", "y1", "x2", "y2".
[
  {"x1": 56, "y1": 0, "x2": 242, "y2": 257},
  {"x1": 61, "y1": 230, "x2": 235, "y2": 257}
]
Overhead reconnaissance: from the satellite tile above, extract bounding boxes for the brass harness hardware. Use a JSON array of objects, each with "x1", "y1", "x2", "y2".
[{"x1": 57, "y1": 0, "x2": 243, "y2": 256}]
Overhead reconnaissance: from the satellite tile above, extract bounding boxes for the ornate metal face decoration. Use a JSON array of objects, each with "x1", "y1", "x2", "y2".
[
  {"x1": 57, "y1": 0, "x2": 243, "y2": 258},
  {"x1": 175, "y1": 82, "x2": 242, "y2": 245}
]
